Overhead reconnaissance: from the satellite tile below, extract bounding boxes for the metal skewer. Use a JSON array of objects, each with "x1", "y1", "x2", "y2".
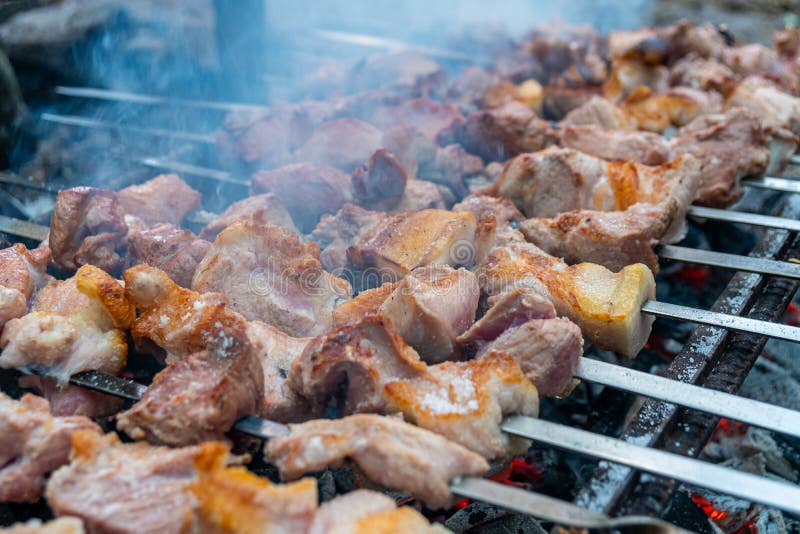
[
  {"x1": 658, "y1": 245, "x2": 800, "y2": 279},
  {"x1": 55, "y1": 86, "x2": 268, "y2": 113},
  {"x1": 40, "y1": 113, "x2": 217, "y2": 144},
  {"x1": 501, "y1": 416, "x2": 800, "y2": 515},
  {"x1": 688, "y1": 206, "x2": 800, "y2": 232},
  {"x1": 742, "y1": 176, "x2": 800, "y2": 194}
]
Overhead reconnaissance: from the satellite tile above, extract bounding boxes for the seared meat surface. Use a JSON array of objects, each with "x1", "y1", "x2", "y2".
[
  {"x1": 251, "y1": 163, "x2": 354, "y2": 232},
  {"x1": 116, "y1": 174, "x2": 201, "y2": 226},
  {"x1": 200, "y1": 192, "x2": 297, "y2": 240},
  {"x1": 0, "y1": 244, "x2": 51, "y2": 332},
  {"x1": 17, "y1": 375, "x2": 123, "y2": 419},
  {"x1": 0, "y1": 393, "x2": 100, "y2": 502},
  {"x1": 117, "y1": 345, "x2": 264, "y2": 446},
  {"x1": 126, "y1": 223, "x2": 210, "y2": 288},
  {"x1": 559, "y1": 124, "x2": 670, "y2": 165},
  {"x1": 265, "y1": 414, "x2": 489, "y2": 509},
  {"x1": 46, "y1": 431, "x2": 211, "y2": 534},
  {"x1": 193, "y1": 219, "x2": 351, "y2": 337},
  {"x1": 1, "y1": 265, "x2": 132, "y2": 383}
]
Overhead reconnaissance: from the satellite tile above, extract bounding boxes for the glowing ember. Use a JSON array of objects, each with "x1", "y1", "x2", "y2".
[
  {"x1": 675, "y1": 265, "x2": 712, "y2": 290},
  {"x1": 691, "y1": 493, "x2": 729, "y2": 521}
]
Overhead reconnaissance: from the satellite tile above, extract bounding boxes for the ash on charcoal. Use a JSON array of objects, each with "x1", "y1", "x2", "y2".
[{"x1": 444, "y1": 501, "x2": 546, "y2": 534}]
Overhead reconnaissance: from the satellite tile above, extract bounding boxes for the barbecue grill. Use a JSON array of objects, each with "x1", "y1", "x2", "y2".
[{"x1": 1, "y1": 2, "x2": 800, "y2": 532}]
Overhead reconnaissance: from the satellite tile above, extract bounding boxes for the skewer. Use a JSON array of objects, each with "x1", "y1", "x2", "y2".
[
  {"x1": 688, "y1": 205, "x2": 800, "y2": 232},
  {"x1": 31, "y1": 368, "x2": 800, "y2": 516},
  {"x1": 40, "y1": 113, "x2": 217, "y2": 145},
  {"x1": 658, "y1": 245, "x2": 800, "y2": 279},
  {"x1": 742, "y1": 176, "x2": 800, "y2": 194},
  {"x1": 791, "y1": 154, "x2": 800, "y2": 166},
  {"x1": 501, "y1": 416, "x2": 800, "y2": 515},
  {"x1": 0, "y1": 213, "x2": 798, "y2": 341},
  {"x1": 55, "y1": 86, "x2": 269, "y2": 113}
]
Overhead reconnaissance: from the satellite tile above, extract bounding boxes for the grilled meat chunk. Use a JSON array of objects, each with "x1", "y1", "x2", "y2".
[
  {"x1": 348, "y1": 50, "x2": 444, "y2": 96},
  {"x1": 251, "y1": 163, "x2": 353, "y2": 232},
  {"x1": 559, "y1": 124, "x2": 670, "y2": 165},
  {"x1": 313, "y1": 205, "x2": 492, "y2": 283},
  {"x1": 126, "y1": 223, "x2": 210, "y2": 288},
  {"x1": 45, "y1": 431, "x2": 215, "y2": 534},
  {"x1": 290, "y1": 316, "x2": 539, "y2": 458},
  {"x1": 351, "y1": 149, "x2": 408, "y2": 210},
  {"x1": 620, "y1": 86, "x2": 722, "y2": 132},
  {"x1": 200, "y1": 192, "x2": 297, "y2": 240},
  {"x1": 607, "y1": 21, "x2": 725, "y2": 63},
  {"x1": 669, "y1": 56, "x2": 735, "y2": 92},
  {"x1": 727, "y1": 76, "x2": 800, "y2": 136},
  {"x1": 477, "y1": 318, "x2": 583, "y2": 397},
  {"x1": 390, "y1": 179, "x2": 451, "y2": 211},
  {"x1": 294, "y1": 118, "x2": 384, "y2": 172},
  {"x1": 561, "y1": 96, "x2": 634, "y2": 130},
  {"x1": 492, "y1": 148, "x2": 699, "y2": 240},
  {"x1": 1, "y1": 265, "x2": 132, "y2": 383},
  {"x1": 603, "y1": 59, "x2": 669, "y2": 102},
  {"x1": 193, "y1": 219, "x2": 352, "y2": 337},
  {"x1": 360, "y1": 97, "x2": 464, "y2": 143},
  {"x1": 447, "y1": 101, "x2": 557, "y2": 161},
  {"x1": 246, "y1": 320, "x2": 313, "y2": 422},
  {"x1": 452, "y1": 194, "x2": 525, "y2": 226},
  {"x1": 117, "y1": 344, "x2": 264, "y2": 446},
  {"x1": 333, "y1": 266, "x2": 478, "y2": 363},
  {"x1": 116, "y1": 174, "x2": 201, "y2": 226},
  {"x1": 380, "y1": 266, "x2": 479, "y2": 362},
  {"x1": 310, "y1": 489, "x2": 449, "y2": 534},
  {"x1": 670, "y1": 107, "x2": 771, "y2": 206},
  {"x1": 0, "y1": 244, "x2": 51, "y2": 332},
  {"x1": 477, "y1": 232, "x2": 655, "y2": 357},
  {"x1": 189, "y1": 443, "x2": 318, "y2": 534},
  {"x1": 0, "y1": 393, "x2": 100, "y2": 502},
  {"x1": 457, "y1": 287, "x2": 556, "y2": 349},
  {"x1": 290, "y1": 315, "x2": 428, "y2": 414},
  {"x1": 124, "y1": 264, "x2": 249, "y2": 359},
  {"x1": 265, "y1": 414, "x2": 489, "y2": 509},
  {"x1": 49, "y1": 187, "x2": 128, "y2": 274}
]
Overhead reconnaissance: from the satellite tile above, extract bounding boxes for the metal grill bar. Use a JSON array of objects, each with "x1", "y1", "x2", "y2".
[
  {"x1": 688, "y1": 205, "x2": 800, "y2": 232},
  {"x1": 742, "y1": 176, "x2": 800, "y2": 194}
]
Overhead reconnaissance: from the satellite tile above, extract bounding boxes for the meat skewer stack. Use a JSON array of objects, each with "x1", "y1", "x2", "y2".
[{"x1": 3, "y1": 19, "x2": 800, "y2": 533}]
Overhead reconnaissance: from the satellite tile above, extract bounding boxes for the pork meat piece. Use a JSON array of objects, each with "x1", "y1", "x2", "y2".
[
  {"x1": 251, "y1": 162, "x2": 353, "y2": 232},
  {"x1": 457, "y1": 287, "x2": 556, "y2": 350},
  {"x1": 1, "y1": 265, "x2": 132, "y2": 383},
  {"x1": 124, "y1": 264, "x2": 250, "y2": 359},
  {"x1": 193, "y1": 219, "x2": 352, "y2": 337},
  {"x1": 492, "y1": 147, "x2": 700, "y2": 232},
  {"x1": 200, "y1": 192, "x2": 297, "y2": 240},
  {"x1": 389, "y1": 180, "x2": 451, "y2": 212},
  {"x1": 726, "y1": 76, "x2": 800, "y2": 136},
  {"x1": 332, "y1": 266, "x2": 478, "y2": 363},
  {"x1": 477, "y1": 318, "x2": 583, "y2": 397},
  {"x1": 0, "y1": 517, "x2": 84, "y2": 534},
  {"x1": 0, "y1": 393, "x2": 100, "y2": 502},
  {"x1": 351, "y1": 148, "x2": 408, "y2": 210},
  {"x1": 0, "y1": 244, "x2": 51, "y2": 332},
  {"x1": 265, "y1": 414, "x2": 489, "y2": 509},
  {"x1": 45, "y1": 431, "x2": 210, "y2": 533},
  {"x1": 452, "y1": 194, "x2": 525, "y2": 226},
  {"x1": 670, "y1": 107, "x2": 771, "y2": 206},
  {"x1": 420, "y1": 144, "x2": 484, "y2": 197},
  {"x1": 620, "y1": 86, "x2": 722, "y2": 132},
  {"x1": 669, "y1": 56, "x2": 735, "y2": 93},
  {"x1": 116, "y1": 174, "x2": 201, "y2": 226},
  {"x1": 559, "y1": 125, "x2": 670, "y2": 165},
  {"x1": 607, "y1": 21, "x2": 725, "y2": 63},
  {"x1": 189, "y1": 443, "x2": 318, "y2": 533},
  {"x1": 604, "y1": 58, "x2": 669, "y2": 102},
  {"x1": 336, "y1": 207, "x2": 492, "y2": 283},
  {"x1": 49, "y1": 187, "x2": 128, "y2": 273},
  {"x1": 520, "y1": 202, "x2": 674, "y2": 273},
  {"x1": 246, "y1": 320, "x2": 313, "y2": 422},
  {"x1": 289, "y1": 315, "x2": 429, "y2": 413},
  {"x1": 381, "y1": 124, "x2": 437, "y2": 180},
  {"x1": 310, "y1": 490, "x2": 449, "y2": 534},
  {"x1": 116, "y1": 345, "x2": 264, "y2": 446},
  {"x1": 293, "y1": 118, "x2": 384, "y2": 172},
  {"x1": 127, "y1": 223, "x2": 210, "y2": 288},
  {"x1": 377, "y1": 266, "x2": 479, "y2": 363},
  {"x1": 447, "y1": 101, "x2": 557, "y2": 161},
  {"x1": 383, "y1": 353, "x2": 539, "y2": 459},
  {"x1": 561, "y1": 95, "x2": 635, "y2": 130},
  {"x1": 477, "y1": 231, "x2": 655, "y2": 357},
  {"x1": 310, "y1": 203, "x2": 382, "y2": 273},
  {"x1": 18, "y1": 375, "x2": 123, "y2": 419}
]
